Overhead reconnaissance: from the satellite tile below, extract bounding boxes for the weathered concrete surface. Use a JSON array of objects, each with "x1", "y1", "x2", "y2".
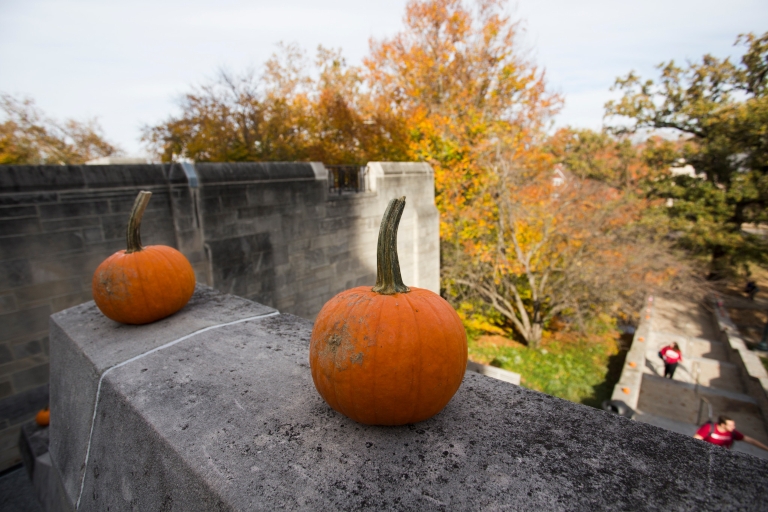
[
  {"x1": 51, "y1": 288, "x2": 768, "y2": 511},
  {"x1": 49, "y1": 285, "x2": 275, "y2": 508}
]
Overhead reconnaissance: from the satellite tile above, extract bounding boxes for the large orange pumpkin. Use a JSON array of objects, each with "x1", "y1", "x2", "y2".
[
  {"x1": 309, "y1": 197, "x2": 467, "y2": 425},
  {"x1": 92, "y1": 191, "x2": 195, "y2": 324}
]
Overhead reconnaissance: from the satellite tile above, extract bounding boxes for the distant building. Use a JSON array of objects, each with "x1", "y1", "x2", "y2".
[{"x1": 669, "y1": 159, "x2": 701, "y2": 179}]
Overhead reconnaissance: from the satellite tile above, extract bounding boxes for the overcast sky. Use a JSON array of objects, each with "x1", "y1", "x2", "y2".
[{"x1": 1, "y1": 0, "x2": 767, "y2": 155}]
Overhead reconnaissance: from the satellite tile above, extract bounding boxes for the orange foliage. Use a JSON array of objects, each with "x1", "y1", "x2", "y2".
[
  {"x1": 363, "y1": 1, "x2": 695, "y2": 347},
  {"x1": 142, "y1": 0, "x2": 699, "y2": 347},
  {"x1": 365, "y1": 0, "x2": 560, "y2": 244}
]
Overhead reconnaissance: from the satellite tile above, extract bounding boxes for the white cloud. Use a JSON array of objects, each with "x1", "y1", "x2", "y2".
[{"x1": 1, "y1": 0, "x2": 766, "y2": 153}]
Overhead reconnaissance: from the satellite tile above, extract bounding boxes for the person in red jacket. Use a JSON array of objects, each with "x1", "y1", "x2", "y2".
[
  {"x1": 694, "y1": 415, "x2": 768, "y2": 451},
  {"x1": 659, "y1": 342, "x2": 682, "y2": 379}
]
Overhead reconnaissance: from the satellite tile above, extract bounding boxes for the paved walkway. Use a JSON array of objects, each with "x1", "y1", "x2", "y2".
[
  {"x1": 634, "y1": 296, "x2": 768, "y2": 460},
  {"x1": 0, "y1": 465, "x2": 42, "y2": 512}
]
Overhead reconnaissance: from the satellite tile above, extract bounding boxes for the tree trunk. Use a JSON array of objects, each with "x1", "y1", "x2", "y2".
[
  {"x1": 527, "y1": 299, "x2": 543, "y2": 349},
  {"x1": 528, "y1": 322, "x2": 543, "y2": 349}
]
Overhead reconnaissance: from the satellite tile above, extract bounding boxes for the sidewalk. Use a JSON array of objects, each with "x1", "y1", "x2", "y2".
[
  {"x1": 0, "y1": 465, "x2": 42, "y2": 512},
  {"x1": 634, "y1": 296, "x2": 768, "y2": 460}
]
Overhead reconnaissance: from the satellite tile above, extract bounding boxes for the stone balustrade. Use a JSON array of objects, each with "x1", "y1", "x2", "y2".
[{"x1": 41, "y1": 286, "x2": 768, "y2": 511}]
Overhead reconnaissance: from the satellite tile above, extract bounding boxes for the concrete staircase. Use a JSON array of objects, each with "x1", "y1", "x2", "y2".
[{"x1": 634, "y1": 297, "x2": 768, "y2": 460}]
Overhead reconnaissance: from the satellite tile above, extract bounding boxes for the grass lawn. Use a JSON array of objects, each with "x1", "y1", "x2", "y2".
[{"x1": 467, "y1": 333, "x2": 629, "y2": 407}]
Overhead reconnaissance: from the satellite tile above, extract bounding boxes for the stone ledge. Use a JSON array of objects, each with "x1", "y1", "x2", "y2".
[
  {"x1": 195, "y1": 162, "x2": 321, "y2": 185},
  {"x1": 611, "y1": 296, "x2": 654, "y2": 410},
  {"x1": 0, "y1": 162, "x2": 330, "y2": 191},
  {"x1": 48, "y1": 285, "x2": 276, "y2": 508},
  {"x1": 0, "y1": 165, "x2": 174, "y2": 192},
  {"x1": 50, "y1": 288, "x2": 768, "y2": 511},
  {"x1": 367, "y1": 162, "x2": 433, "y2": 192}
]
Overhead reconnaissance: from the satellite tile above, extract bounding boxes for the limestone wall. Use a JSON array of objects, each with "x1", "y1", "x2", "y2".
[
  {"x1": 193, "y1": 161, "x2": 439, "y2": 318},
  {"x1": 0, "y1": 161, "x2": 439, "y2": 470}
]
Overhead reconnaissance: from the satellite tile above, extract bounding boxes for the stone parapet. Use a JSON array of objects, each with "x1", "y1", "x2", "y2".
[
  {"x1": 712, "y1": 296, "x2": 768, "y2": 431},
  {"x1": 611, "y1": 296, "x2": 655, "y2": 411},
  {"x1": 0, "y1": 163, "x2": 187, "y2": 470},
  {"x1": 48, "y1": 287, "x2": 768, "y2": 511},
  {"x1": 0, "y1": 160, "x2": 440, "y2": 470}
]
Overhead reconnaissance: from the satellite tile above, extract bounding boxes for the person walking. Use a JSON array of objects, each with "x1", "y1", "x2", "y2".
[
  {"x1": 659, "y1": 342, "x2": 682, "y2": 379},
  {"x1": 694, "y1": 415, "x2": 768, "y2": 452},
  {"x1": 745, "y1": 280, "x2": 759, "y2": 301}
]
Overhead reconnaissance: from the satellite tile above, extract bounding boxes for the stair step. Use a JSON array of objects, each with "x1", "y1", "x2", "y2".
[
  {"x1": 653, "y1": 331, "x2": 724, "y2": 346},
  {"x1": 643, "y1": 358, "x2": 745, "y2": 393},
  {"x1": 641, "y1": 373, "x2": 755, "y2": 404},
  {"x1": 648, "y1": 334, "x2": 730, "y2": 363}
]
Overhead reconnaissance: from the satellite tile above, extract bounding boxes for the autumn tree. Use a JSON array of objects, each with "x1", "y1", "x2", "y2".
[
  {"x1": 143, "y1": 0, "x2": 701, "y2": 346},
  {"x1": 545, "y1": 128, "x2": 680, "y2": 190},
  {"x1": 142, "y1": 45, "x2": 409, "y2": 164},
  {"x1": 366, "y1": 0, "x2": 557, "y2": 238},
  {"x1": 364, "y1": 0, "x2": 558, "y2": 344},
  {"x1": 445, "y1": 146, "x2": 703, "y2": 347},
  {"x1": 0, "y1": 94, "x2": 120, "y2": 165},
  {"x1": 364, "y1": 0, "x2": 695, "y2": 346},
  {"x1": 368, "y1": 0, "x2": 707, "y2": 345},
  {"x1": 606, "y1": 32, "x2": 768, "y2": 278}
]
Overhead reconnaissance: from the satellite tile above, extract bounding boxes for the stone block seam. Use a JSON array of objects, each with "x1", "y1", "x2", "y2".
[{"x1": 74, "y1": 310, "x2": 280, "y2": 509}]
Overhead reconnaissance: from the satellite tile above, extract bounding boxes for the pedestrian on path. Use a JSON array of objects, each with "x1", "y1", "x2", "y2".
[
  {"x1": 694, "y1": 415, "x2": 768, "y2": 451},
  {"x1": 745, "y1": 280, "x2": 759, "y2": 301},
  {"x1": 659, "y1": 342, "x2": 682, "y2": 379}
]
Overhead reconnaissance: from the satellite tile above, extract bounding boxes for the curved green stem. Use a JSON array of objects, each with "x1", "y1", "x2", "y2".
[
  {"x1": 372, "y1": 196, "x2": 410, "y2": 295},
  {"x1": 125, "y1": 191, "x2": 152, "y2": 254}
]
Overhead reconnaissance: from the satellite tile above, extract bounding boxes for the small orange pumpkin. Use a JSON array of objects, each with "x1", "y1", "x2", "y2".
[
  {"x1": 92, "y1": 191, "x2": 195, "y2": 324},
  {"x1": 36, "y1": 407, "x2": 50, "y2": 427},
  {"x1": 310, "y1": 197, "x2": 467, "y2": 425}
]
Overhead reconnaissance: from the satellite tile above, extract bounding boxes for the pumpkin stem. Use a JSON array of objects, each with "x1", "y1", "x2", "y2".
[
  {"x1": 125, "y1": 191, "x2": 152, "y2": 254},
  {"x1": 372, "y1": 196, "x2": 410, "y2": 295}
]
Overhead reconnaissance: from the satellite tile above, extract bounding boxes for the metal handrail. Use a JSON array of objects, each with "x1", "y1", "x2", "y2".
[
  {"x1": 693, "y1": 361, "x2": 713, "y2": 425},
  {"x1": 697, "y1": 396, "x2": 712, "y2": 426},
  {"x1": 693, "y1": 361, "x2": 700, "y2": 394}
]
